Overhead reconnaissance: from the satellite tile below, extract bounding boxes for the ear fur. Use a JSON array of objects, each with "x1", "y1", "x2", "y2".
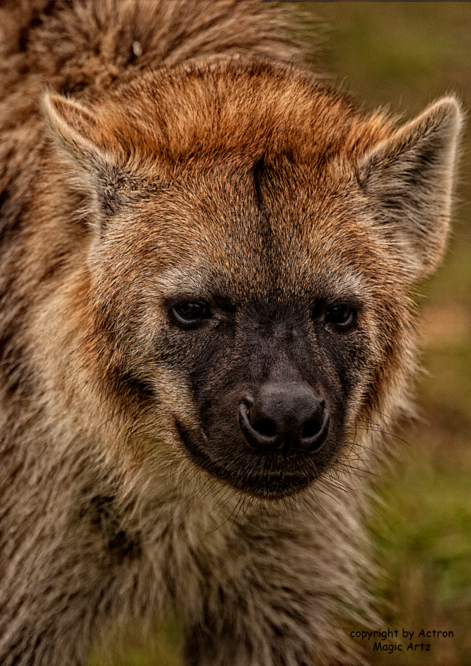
[
  {"x1": 42, "y1": 93, "x2": 128, "y2": 220},
  {"x1": 42, "y1": 93, "x2": 111, "y2": 171},
  {"x1": 357, "y1": 97, "x2": 463, "y2": 280}
]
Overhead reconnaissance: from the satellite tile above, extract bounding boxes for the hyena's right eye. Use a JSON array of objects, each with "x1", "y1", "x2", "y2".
[{"x1": 170, "y1": 301, "x2": 212, "y2": 327}]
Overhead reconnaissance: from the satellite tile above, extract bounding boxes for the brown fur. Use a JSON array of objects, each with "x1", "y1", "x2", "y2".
[{"x1": 0, "y1": 2, "x2": 462, "y2": 665}]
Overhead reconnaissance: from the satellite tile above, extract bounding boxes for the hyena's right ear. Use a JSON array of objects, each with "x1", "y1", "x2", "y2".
[
  {"x1": 357, "y1": 97, "x2": 463, "y2": 281},
  {"x1": 42, "y1": 93, "x2": 111, "y2": 171},
  {"x1": 42, "y1": 93, "x2": 126, "y2": 219}
]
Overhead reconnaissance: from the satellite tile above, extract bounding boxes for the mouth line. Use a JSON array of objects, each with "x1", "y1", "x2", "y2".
[{"x1": 174, "y1": 419, "x2": 320, "y2": 499}]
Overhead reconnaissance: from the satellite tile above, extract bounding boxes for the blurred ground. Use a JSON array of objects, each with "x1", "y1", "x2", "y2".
[{"x1": 90, "y1": 3, "x2": 471, "y2": 665}]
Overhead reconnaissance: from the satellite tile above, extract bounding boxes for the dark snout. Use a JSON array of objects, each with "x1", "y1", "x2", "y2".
[{"x1": 239, "y1": 382, "x2": 330, "y2": 453}]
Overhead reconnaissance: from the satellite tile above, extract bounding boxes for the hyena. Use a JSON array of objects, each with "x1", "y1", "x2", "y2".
[{"x1": 0, "y1": 1, "x2": 462, "y2": 665}]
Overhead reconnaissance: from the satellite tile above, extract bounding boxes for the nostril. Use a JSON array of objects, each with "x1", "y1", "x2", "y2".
[
  {"x1": 253, "y1": 418, "x2": 276, "y2": 438},
  {"x1": 300, "y1": 419, "x2": 321, "y2": 440},
  {"x1": 239, "y1": 399, "x2": 280, "y2": 451},
  {"x1": 298, "y1": 408, "x2": 330, "y2": 453}
]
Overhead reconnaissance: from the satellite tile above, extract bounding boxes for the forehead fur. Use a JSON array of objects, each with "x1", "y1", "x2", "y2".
[
  {"x1": 89, "y1": 59, "x2": 393, "y2": 170},
  {"x1": 101, "y1": 158, "x2": 398, "y2": 312},
  {"x1": 81, "y1": 58, "x2": 406, "y2": 307}
]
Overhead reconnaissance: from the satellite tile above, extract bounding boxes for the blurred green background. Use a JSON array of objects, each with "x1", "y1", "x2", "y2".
[{"x1": 90, "y1": 3, "x2": 471, "y2": 665}]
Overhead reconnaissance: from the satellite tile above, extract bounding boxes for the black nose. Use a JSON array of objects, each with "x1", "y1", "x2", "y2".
[{"x1": 239, "y1": 383, "x2": 330, "y2": 453}]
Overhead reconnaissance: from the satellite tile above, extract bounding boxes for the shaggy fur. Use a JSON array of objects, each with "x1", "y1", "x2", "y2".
[{"x1": 0, "y1": 2, "x2": 462, "y2": 665}]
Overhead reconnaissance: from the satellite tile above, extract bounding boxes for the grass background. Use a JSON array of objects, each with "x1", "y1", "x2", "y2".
[{"x1": 90, "y1": 3, "x2": 471, "y2": 665}]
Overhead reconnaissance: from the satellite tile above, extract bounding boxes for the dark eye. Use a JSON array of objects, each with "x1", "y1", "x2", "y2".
[
  {"x1": 170, "y1": 301, "x2": 212, "y2": 326},
  {"x1": 324, "y1": 305, "x2": 357, "y2": 331}
]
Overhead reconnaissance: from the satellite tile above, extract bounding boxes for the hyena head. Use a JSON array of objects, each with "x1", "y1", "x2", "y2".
[{"x1": 43, "y1": 60, "x2": 461, "y2": 500}]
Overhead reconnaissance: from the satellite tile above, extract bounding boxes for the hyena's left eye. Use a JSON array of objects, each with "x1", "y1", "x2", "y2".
[
  {"x1": 324, "y1": 305, "x2": 357, "y2": 331},
  {"x1": 170, "y1": 301, "x2": 212, "y2": 326}
]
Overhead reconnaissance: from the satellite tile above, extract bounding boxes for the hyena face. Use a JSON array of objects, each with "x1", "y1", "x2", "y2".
[
  {"x1": 43, "y1": 61, "x2": 461, "y2": 500},
  {"x1": 113, "y1": 165, "x2": 400, "y2": 500}
]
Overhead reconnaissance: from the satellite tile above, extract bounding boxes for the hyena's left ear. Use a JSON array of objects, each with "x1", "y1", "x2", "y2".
[{"x1": 357, "y1": 97, "x2": 463, "y2": 280}]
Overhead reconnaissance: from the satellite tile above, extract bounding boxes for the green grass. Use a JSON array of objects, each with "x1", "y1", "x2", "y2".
[
  {"x1": 361, "y1": 447, "x2": 471, "y2": 665},
  {"x1": 90, "y1": 618, "x2": 182, "y2": 666}
]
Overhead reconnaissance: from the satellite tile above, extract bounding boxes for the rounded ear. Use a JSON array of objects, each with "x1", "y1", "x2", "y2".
[
  {"x1": 42, "y1": 93, "x2": 126, "y2": 221},
  {"x1": 357, "y1": 97, "x2": 463, "y2": 281},
  {"x1": 42, "y1": 93, "x2": 111, "y2": 171}
]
